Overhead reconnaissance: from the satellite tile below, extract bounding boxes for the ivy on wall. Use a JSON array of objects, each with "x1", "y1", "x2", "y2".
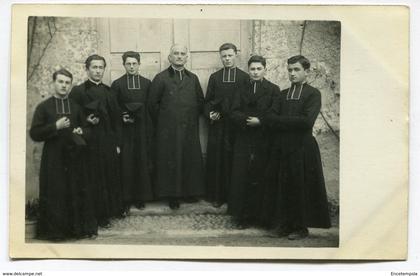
[
  {"x1": 251, "y1": 20, "x2": 340, "y2": 136},
  {"x1": 27, "y1": 17, "x2": 57, "y2": 81},
  {"x1": 300, "y1": 20, "x2": 339, "y2": 140}
]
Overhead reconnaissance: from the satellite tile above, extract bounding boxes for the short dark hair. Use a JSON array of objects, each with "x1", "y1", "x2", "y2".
[
  {"x1": 52, "y1": 68, "x2": 73, "y2": 82},
  {"x1": 287, "y1": 55, "x2": 311, "y2": 70},
  {"x1": 248, "y1": 55, "x2": 266, "y2": 68},
  {"x1": 85, "y1": 54, "x2": 106, "y2": 69},
  {"x1": 219, "y1": 43, "x2": 238, "y2": 54},
  {"x1": 122, "y1": 51, "x2": 140, "y2": 64}
]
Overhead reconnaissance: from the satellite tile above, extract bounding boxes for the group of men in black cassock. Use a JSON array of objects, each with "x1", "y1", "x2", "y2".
[{"x1": 30, "y1": 42, "x2": 330, "y2": 242}]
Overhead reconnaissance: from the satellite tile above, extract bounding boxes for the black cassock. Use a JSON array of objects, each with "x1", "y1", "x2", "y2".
[
  {"x1": 204, "y1": 67, "x2": 249, "y2": 205},
  {"x1": 148, "y1": 66, "x2": 205, "y2": 199},
  {"x1": 69, "y1": 80, "x2": 123, "y2": 225},
  {"x1": 111, "y1": 74, "x2": 154, "y2": 206},
  {"x1": 30, "y1": 96, "x2": 97, "y2": 239},
  {"x1": 263, "y1": 82, "x2": 331, "y2": 230},
  {"x1": 228, "y1": 78, "x2": 280, "y2": 224}
]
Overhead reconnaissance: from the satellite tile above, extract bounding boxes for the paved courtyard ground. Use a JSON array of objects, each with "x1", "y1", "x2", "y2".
[{"x1": 26, "y1": 200, "x2": 339, "y2": 247}]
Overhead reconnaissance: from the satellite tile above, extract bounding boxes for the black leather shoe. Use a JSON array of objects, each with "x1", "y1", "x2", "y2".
[
  {"x1": 98, "y1": 220, "x2": 111, "y2": 228},
  {"x1": 121, "y1": 205, "x2": 131, "y2": 217},
  {"x1": 275, "y1": 226, "x2": 293, "y2": 238},
  {"x1": 183, "y1": 197, "x2": 198, "y2": 203},
  {"x1": 80, "y1": 233, "x2": 98, "y2": 240},
  {"x1": 212, "y1": 201, "x2": 224, "y2": 208},
  {"x1": 168, "y1": 199, "x2": 180, "y2": 210},
  {"x1": 287, "y1": 228, "x2": 309, "y2": 240},
  {"x1": 135, "y1": 202, "x2": 145, "y2": 210},
  {"x1": 234, "y1": 219, "x2": 250, "y2": 229}
]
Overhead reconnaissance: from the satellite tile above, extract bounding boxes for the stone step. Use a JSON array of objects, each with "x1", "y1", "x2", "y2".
[
  {"x1": 126, "y1": 200, "x2": 227, "y2": 216},
  {"x1": 26, "y1": 200, "x2": 339, "y2": 247}
]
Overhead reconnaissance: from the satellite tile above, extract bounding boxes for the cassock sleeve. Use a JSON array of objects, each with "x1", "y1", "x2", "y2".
[
  {"x1": 203, "y1": 74, "x2": 216, "y2": 119},
  {"x1": 195, "y1": 75, "x2": 205, "y2": 114},
  {"x1": 29, "y1": 103, "x2": 58, "y2": 142},
  {"x1": 106, "y1": 89, "x2": 123, "y2": 147},
  {"x1": 69, "y1": 85, "x2": 82, "y2": 106},
  {"x1": 69, "y1": 85, "x2": 98, "y2": 143},
  {"x1": 110, "y1": 80, "x2": 124, "y2": 115},
  {"x1": 266, "y1": 89, "x2": 321, "y2": 131},
  {"x1": 74, "y1": 104, "x2": 92, "y2": 141},
  {"x1": 259, "y1": 84, "x2": 281, "y2": 127},
  {"x1": 144, "y1": 80, "x2": 155, "y2": 172},
  {"x1": 147, "y1": 74, "x2": 164, "y2": 124},
  {"x1": 230, "y1": 88, "x2": 248, "y2": 129}
]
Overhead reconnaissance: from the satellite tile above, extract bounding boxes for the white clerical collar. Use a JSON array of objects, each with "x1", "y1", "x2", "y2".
[
  {"x1": 171, "y1": 65, "x2": 185, "y2": 72},
  {"x1": 292, "y1": 81, "x2": 307, "y2": 86},
  {"x1": 251, "y1": 78, "x2": 263, "y2": 94},
  {"x1": 223, "y1": 67, "x2": 237, "y2": 83},
  {"x1": 171, "y1": 66, "x2": 185, "y2": 80},
  {"x1": 88, "y1": 78, "x2": 102, "y2": 85},
  {"x1": 287, "y1": 81, "x2": 306, "y2": 100},
  {"x1": 53, "y1": 95, "x2": 71, "y2": 115},
  {"x1": 53, "y1": 94, "x2": 69, "y2": 100},
  {"x1": 127, "y1": 72, "x2": 139, "y2": 76},
  {"x1": 127, "y1": 73, "x2": 141, "y2": 90}
]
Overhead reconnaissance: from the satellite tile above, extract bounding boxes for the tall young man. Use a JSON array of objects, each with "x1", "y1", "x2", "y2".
[
  {"x1": 148, "y1": 44, "x2": 205, "y2": 209},
  {"x1": 204, "y1": 43, "x2": 249, "y2": 207},
  {"x1": 111, "y1": 51, "x2": 154, "y2": 216},
  {"x1": 228, "y1": 55, "x2": 280, "y2": 228},
  {"x1": 30, "y1": 68, "x2": 97, "y2": 240},
  {"x1": 69, "y1": 55, "x2": 123, "y2": 227},
  {"x1": 264, "y1": 55, "x2": 331, "y2": 240}
]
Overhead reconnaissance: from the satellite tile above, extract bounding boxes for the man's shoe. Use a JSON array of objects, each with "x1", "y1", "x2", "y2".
[
  {"x1": 236, "y1": 222, "x2": 249, "y2": 230},
  {"x1": 135, "y1": 202, "x2": 145, "y2": 210},
  {"x1": 287, "y1": 228, "x2": 309, "y2": 240},
  {"x1": 121, "y1": 205, "x2": 131, "y2": 217},
  {"x1": 98, "y1": 220, "x2": 111, "y2": 229},
  {"x1": 168, "y1": 199, "x2": 180, "y2": 210},
  {"x1": 183, "y1": 197, "x2": 198, "y2": 203},
  {"x1": 80, "y1": 233, "x2": 98, "y2": 240},
  {"x1": 275, "y1": 226, "x2": 293, "y2": 238},
  {"x1": 233, "y1": 219, "x2": 250, "y2": 229},
  {"x1": 212, "y1": 201, "x2": 224, "y2": 208}
]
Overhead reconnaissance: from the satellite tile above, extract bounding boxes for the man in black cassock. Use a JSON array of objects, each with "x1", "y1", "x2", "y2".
[
  {"x1": 30, "y1": 69, "x2": 97, "y2": 240},
  {"x1": 69, "y1": 55, "x2": 123, "y2": 227},
  {"x1": 228, "y1": 55, "x2": 281, "y2": 228},
  {"x1": 148, "y1": 44, "x2": 205, "y2": 210},
  {"x1": 204, "y1": 43, "x2": 249, "y2": 208},
  {"x1": 111, "y1": 51, "x2": 154, "y2": 215},
  {"x1": 263, "y1": 55, "x2": 331, "y2": 240}
]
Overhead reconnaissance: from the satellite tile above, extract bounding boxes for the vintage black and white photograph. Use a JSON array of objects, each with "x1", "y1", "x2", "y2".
[{"x1": 23, "y1": 15, "x2": 340, "y2": 248}]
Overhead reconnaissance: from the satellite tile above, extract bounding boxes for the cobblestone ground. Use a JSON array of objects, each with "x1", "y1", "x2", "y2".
[{"x1": 26, "y1": 200, "x2": 339, "y2": 247}]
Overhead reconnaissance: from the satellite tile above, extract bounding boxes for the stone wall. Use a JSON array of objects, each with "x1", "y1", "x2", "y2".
[
  {"x1": 26, "y1": 18, "x2": 340, "y2": 209},
  {"x1": 26, "y1": 17, "x2": 99, "y2": 201},
  {"x1": 251, "y1": 20, "x2": 340, "y2": 205}
]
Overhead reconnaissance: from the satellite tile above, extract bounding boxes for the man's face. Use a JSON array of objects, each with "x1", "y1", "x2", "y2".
[
  {"x1": 168, "y1": 46, "x2": 188, "y2": 67},
  {"x1": 248, "y1": 62, "x2": 266, "y2": 81},
  {"x1": 87, "y1": 59, "x2": 105, "y2": 82},
  {"x1": 124, "y1": 57, "x2": 140, "y2": 75},
  {"x1": 54, "y1": 74, "x2": 72, "y2": 97},
  {"x1": 287, "y1": 62, "x2": 308, "y2": 84},
  {"x1": 220, "y1": 49, "x2": 237, "y2": 68}
]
